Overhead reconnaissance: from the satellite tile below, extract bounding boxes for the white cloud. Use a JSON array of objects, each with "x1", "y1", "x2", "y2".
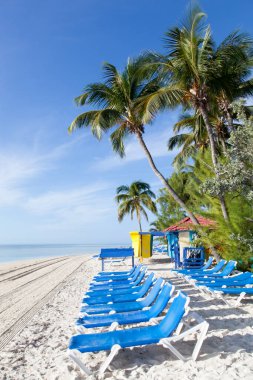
[
  {"x1": 0, "y1": 137, "x2": 81, "y2": 206},
  {"x1": 23, "y1": 181, "x2": 115, "y2": 233},
  {"x1": 24, "y1": 182, "x2": 110, "y2": 216}
]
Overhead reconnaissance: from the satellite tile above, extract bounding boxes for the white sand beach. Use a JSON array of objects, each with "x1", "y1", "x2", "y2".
[{"x1": 0, "y1": 254, "x2": 253, "y2": 380}]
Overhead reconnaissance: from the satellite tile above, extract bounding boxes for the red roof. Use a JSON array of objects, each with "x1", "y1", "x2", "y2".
[{"x1": 164, "y1": 215, "x2": 216, "y2": 232}]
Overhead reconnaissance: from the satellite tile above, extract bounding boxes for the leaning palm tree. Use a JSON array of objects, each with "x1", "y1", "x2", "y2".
[
  {"x1": 115, "y1": 181, "x2": 157, "y2": 231},
  {"x1": 141, "y1": 6, "x2": 253, "y2": 221},
  {"x1": 69, "y1": 59, "x2": 199, "y2": 224}
]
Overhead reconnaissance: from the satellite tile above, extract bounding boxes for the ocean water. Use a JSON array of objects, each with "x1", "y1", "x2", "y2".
[{"x1": 0, "y1": 244, "x2": 130, "y2": 264}]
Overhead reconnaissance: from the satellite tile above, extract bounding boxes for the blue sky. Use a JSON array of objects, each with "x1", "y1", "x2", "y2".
[{"x1": 0, "y1": 0, "x2": 253, "y2": 244}]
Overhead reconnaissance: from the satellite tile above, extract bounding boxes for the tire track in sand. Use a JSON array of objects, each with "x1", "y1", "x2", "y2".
[{"x1": 0, "y1": 256, "x2": 92, "y2": 350}]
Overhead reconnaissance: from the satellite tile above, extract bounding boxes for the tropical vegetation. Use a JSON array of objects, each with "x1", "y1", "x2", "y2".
[{"x1": 69, "y1": 5, "x2": 253, "y2": 269}]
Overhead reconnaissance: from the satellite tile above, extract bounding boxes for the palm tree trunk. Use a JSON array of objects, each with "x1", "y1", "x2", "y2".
[
  {"x1": 210, "y1": 245, "x2": 221, "y2": 262},
  {"x1": 226, "y1": 111, "x2": 235, "y2": 133},
  {"x1": 199, "y1": 105, "x2": 229, "y2": 222},
  {"x1": 137, "y1": 210, "x2": 142, "y2": 232},
  {"x1": 199, "y1": 105, "x2": 219, "y2": 171},
  {"x1": 135, "y1": 131, "x2": 199, "y2": 225},
  {"x1": 221, "y1": 138, "x2": 227, "y2": 154}
]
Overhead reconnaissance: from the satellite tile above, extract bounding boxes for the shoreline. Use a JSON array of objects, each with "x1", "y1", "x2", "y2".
[
  {"x1": 0, "y1": 255, "x2": 253, "y2": 379},
  {"x1": 0, "y1": 243, "x2": 130, "y2": 265}
]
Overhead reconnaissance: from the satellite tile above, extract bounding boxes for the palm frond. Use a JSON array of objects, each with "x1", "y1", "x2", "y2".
[
  {"x1": 110, "y1": 124, "x2": 130, "y2": 158},
  {"x1": 168, "y1": 133, "x2": 192, "y2": 150},
  {"x1": 116, "y1": 185, "x2": 130, "y2": 194},
  {"x1": 140, "y1": 206, "x2": 149, "y2": 222},
  {"x1": 138, "y1": 85, "x2": 183, "y2": 124},
  {"x1": 69, "y1": 109, "x2": 122, "y2": 139}
]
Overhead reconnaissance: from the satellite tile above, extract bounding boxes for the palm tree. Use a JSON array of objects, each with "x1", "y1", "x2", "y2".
[
  {"x1": 69, "y1": 59, "x2": 199, "y2": 224},
  {"x1": 168, "y1": 112, "x2": 209, "y2": 169},
  {"x1": 115, "y1": 181, "x2": 157, "y2": 231},
  {"x1": 141, "y1": 6, "x2": 253, "y2": 221},
  {"x1": 168, "y1": 111, "x2": 229, "y2": 168}
]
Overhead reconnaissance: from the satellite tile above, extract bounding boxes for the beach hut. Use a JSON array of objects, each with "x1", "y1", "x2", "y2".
[
  {"x1": 130, "y1": 231, "x2": 166, "y2": 259},
  {"x1": 164, "y1": 215, "x2": 215, "y2": 265}
]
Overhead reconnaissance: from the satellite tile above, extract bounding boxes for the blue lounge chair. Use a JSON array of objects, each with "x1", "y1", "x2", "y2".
[
  {"x1": 96, "y1": 265, "x2": 137, "y2": 277},
  {"x1": 88, "y1": 269, "x2": 146, "y2": 291},
  {"x1": 76, "y1": 282, "x2": 175, "y2": 330},
  {"x1": 93, "y1": 265, "x2": 142, "y2": 282},
  {"x1": 98, "y1": 248, "x2": 134, "y2": 271},
  {"x1": 85, "y1": 272, "x2": 150, "y2": 298},
  {"x1": 178, "y1": 259, "x2": 227, "y2": 281},
  {"x1": 194, "y1": 272, "x2": 252, "y2": 287},
  {"x1": 172, "y1": 257, "x2": 214, "y2": 275},
  {"x1": 68, "y1": 292, "x2": 209, "y2": 376},
  {"x1": 183, "y1": 259, "x2": 227, "y2": 282},
  {"x1": 202, "y1": 285, "x2": 253, "y2": 307},
  {"x1": 90, "y1": 265, "x2": 144, "y2": 286},
  {"x1": 80, "y1": 278, "x2": 164, "y2": 315},
  {"x1": 82, "y1": 273, "x2": 155, "y2": 305},
  {"x1": 187, "y1": 260, "x2": 237, "y2": 281}
]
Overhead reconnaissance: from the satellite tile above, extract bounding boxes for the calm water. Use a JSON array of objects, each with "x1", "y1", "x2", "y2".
[{"x1": 0, "y1": 244, "x2": 130, "y2": 263}]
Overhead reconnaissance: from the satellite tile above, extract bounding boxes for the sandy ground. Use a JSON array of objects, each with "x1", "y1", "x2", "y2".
[{"x1": 0, "y1": 254, "x2": 253, "y2": 380}]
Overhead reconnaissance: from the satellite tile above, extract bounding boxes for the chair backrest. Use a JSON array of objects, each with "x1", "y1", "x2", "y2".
[
  {"x1": 90, "y1": 267, "x2": 146, "y2": 289},
  {"x1": 226, "y1": 271, "x2": 251, "y2": 281},
  {"x1": 138, "y1": 273, "x2": 155, "y2": 297},
  {"x1": 130, "y1": 265, "x2": 145, "y2": 282},
  {"x1": 132, "y1": 269, "x2": 146, "y2": 286},
  {"x1": 234, "y1": 274, "x2": 253, "y2": 285},
  {"x1": 206, "y1": 271, "x2": 251, "y2": 284},
  {"x1": 158, "y1": 292, "x2": 189, "y2": 337},
  {"x1": 96, "y1": 265, "x2": 139, "y2": 279},
  {"x1": 219, "y1": 260, "x2": 237, "y2": 276},
  {"x1": 141, "y1": 278, "x2": 164, "y2": 307},
  {"x1": 208, "y1": 259, "x2": 227, "y2": 273},
  {"x1": 100, "y1": 248, "x2": 134, "y2": 258},
  {"x1": 208, "y1": 275, "x2": 253, "y2": 287},
  {"x1": 202, "y1": 257, "x2": 213, "y2": 270},
  {"x1": 148, "y1": 283, "x2": 174, "y2": 317},
  {"x1": 98, "y1": 265, "x2": 137, "y2": 276}
]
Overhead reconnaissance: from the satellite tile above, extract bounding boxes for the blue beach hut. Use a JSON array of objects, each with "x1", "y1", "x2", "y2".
[{"x1": 164, "y1": 215, "x2": 215, "y2": 267}]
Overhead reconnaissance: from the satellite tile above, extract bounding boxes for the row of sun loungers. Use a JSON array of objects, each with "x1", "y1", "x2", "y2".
[
  {"x1": 172, "y1": 258, "x2": 253, "y2": 307},
  {"x1": 68, "y1": 264, "x2": 209, "y2": 377}
]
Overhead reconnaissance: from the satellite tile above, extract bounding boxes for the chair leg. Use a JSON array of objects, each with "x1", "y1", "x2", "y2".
[
  {"x1": 160, "y1": 318, "x2": 209, "y2": 362},
  {"x1": 68, "y1": 349, "x2": 92, "y2": 376},
  {"x1": 198, "y1": 286, "x2": 213, "y2": 299},
  {"x1": 98, "y1": 344, "x2": 121, "y2": 376},
  {"x1": 191, "y1": 321, "x2": 209, "y2": 361},
  {"x1": 234, "y1": 292, "x2": 246, "y2": 307},
  {"x1": 213, "y1": 291, "x2": 233, "y2": 307},
  {"x1": 75, "y1": 325, "x2": 87, "y2": 334},
  {"x1": 69, "y1": 345, "x2": 122, "y2": 377}
]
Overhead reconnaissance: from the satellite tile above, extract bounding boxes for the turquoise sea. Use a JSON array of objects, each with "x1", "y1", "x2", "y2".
[{"x1": 0, "y1": 244, "x2": 130, "y2": 263}]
